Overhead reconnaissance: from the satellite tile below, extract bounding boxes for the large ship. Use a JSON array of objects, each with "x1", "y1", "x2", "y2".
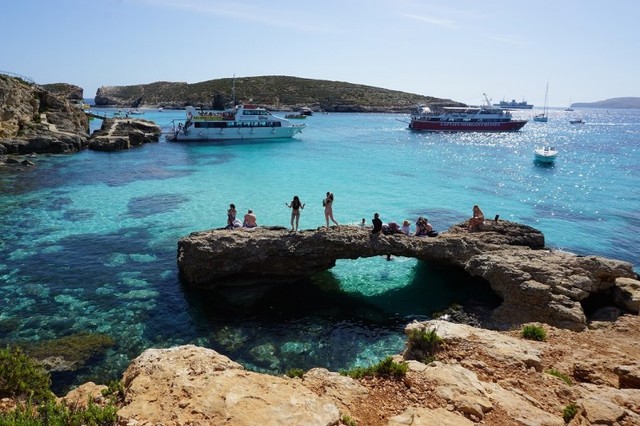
[
  {"x1": 409, "y1": 95, "x2": 528, "y2": 132},
  {"x1": 166, "y1": 104, "x2": 305, "y2": 142},
  {"x1": 493, "y1": 99, "x2": 534, "y2": 109}
]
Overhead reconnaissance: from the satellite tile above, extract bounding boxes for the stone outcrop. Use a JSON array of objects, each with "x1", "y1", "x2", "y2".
[
  {"x1": 88, "y1": 118, "x2": 161, "y2": 151},
  {"x1": 117, "y1": 345, "x2": 340, "y2": 426},
  {"x1": 0, "y1": 74, "x2": 89, "y2": 156},
  {"x1": 177, "y1": 221, "x2": 637, "y2": 331},
  {"x1": 106, "y1": 315, "x2": 640, "y2": 425},
  {"x1": 41, "y1": 83, "x2": 84, "y2": 102}
]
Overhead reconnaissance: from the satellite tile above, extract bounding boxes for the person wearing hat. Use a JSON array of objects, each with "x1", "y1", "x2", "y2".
[{"x1": 401, "y1": 220, "x2": 411, "y2": 235}]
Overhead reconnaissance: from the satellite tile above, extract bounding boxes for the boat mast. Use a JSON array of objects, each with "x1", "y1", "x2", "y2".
[{"x1": 232, "y1": 74, "x2": 237, "y2": 107}]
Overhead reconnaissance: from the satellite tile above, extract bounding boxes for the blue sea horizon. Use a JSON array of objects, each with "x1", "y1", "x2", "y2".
[{"x1": 1, "y1": 106, "x2": 638, "y2": 394}]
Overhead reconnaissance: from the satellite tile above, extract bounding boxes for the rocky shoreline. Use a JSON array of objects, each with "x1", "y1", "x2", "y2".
[
  {"x1": 47, "y1": 315, "x2": 640, "y2": 425},
  {"x1": 0, "y1": 75, "x2": 162, "y2": 165}
]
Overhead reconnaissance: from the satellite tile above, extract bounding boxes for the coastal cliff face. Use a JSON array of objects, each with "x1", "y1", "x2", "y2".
[
  {"x1": 66, "y1": 316, "x2": 640, "y2": 425},
  {"x1": 177, "y1": 221, "x2": 637, "y2": 331},
  {"x1": 0, "y1": 75, "x2": 89, "y2": 155}
]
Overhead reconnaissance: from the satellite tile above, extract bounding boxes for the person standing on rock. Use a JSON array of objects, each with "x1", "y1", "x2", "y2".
[
  {"x1": 286, "y1": 195, "x2": 305, "y2": 231},
  {"x1": 371, "y1": 213, "x2": 383, "y2": 235},
  {"x1": 323, "y1": 192, "x2": 339, "y2": 228}
]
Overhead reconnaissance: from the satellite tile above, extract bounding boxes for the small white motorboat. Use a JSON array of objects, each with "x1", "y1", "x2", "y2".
[{"x1": 534, "y1": 146, "x2": 558, "y2": 163}]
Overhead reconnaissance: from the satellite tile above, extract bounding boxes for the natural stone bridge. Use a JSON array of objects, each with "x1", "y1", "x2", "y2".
[{"x1": 177, "y1": 221, "x2": 639, "y2": 331}]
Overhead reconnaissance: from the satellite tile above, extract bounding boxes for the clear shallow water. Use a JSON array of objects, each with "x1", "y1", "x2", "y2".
[{"x1": 1, "y1": 106, "x2": 639, "y2": 393}]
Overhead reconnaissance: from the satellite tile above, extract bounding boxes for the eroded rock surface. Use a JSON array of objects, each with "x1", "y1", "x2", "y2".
[
  {"x1": 107, "y1": 316, "x2": 640, "y2": 426},
  {"x1": 177, "y1": 221, "x2": 636, "y2": 330}
]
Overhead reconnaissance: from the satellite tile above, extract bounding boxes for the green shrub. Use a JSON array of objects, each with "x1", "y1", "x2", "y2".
[
  {"x1": 0, "y1": 346, "x2": 53, "y2": 403},
  {"x1": 0, "y1": 347, "x2": 118, "y2": 425},
  {"x1": 521, "y1": 324, "x2": 547, "y2": 341},
  {"x1": 341, "y1": 414, "x2": 357, "y2": 426},
  {"x1": 285, "y1": 368, "x2": 305, "y2": 378},
  {"x1": 563, "y1": 402, "x2": 579, "y2": 423},
  {"x1": 546, "y1": 368, "x2": 572, "y2": 385},
  {"x1": 0, "y1": 398, "x2": 118, "y2": 425},
  {"x1": 101, "y1": 380, "x2": 125, "y2": 404},
  {"x1": 341, "y1": 356, "x2": 407, "y2": 379},
  {"x1": 404, "y1": 328, "x2": 444, "y2": 362}
]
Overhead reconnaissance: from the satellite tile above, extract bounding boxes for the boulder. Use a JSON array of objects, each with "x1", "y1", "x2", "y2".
[
  {"x1": 88, "y1": 118, "x2": 161, "y2": 152},
  {"x1": 117, "y1": 345, "x2": 340, "y2": 426},
  {"x1": 613, "y1": 277, "x2": 640, "y2": 313}
]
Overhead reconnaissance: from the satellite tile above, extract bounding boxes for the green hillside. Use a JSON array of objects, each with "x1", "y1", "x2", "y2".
[{"x1": 94, "y1": 75, "x2": 461, "y2": 112}]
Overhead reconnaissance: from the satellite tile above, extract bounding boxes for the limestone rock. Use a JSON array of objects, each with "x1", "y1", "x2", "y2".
[
  {"x1": 613, "y1": 277, "x2": 640, "y2": 314},
  {"x1": 414, "y1": 361, "x2": 493, "y2": 419},
  {"x1": 614, "y1": 364, "x2": 640, "y2": 389},
  {"x1": 88, "y1": 118, "x2": 161, "y2": 152},
  {"x1": 59, "y1": 382, "x2": 107, "y2": 409},
  {"x1": 117, "y1": 345, "x2": 340, "y2": 426},
  {"x1": 483, "y1": 382, "x2": 564, "y2": 426},
  {"x1": 406, "y1": 320, "x2": 543, "y2": 371},
  {"x1": 177, "y1": 221, "x2": 635, "y2": 330},
  {"x1": 387, "y1": 407, "x2": 474, "y2": 425},
  {"x1": 0, "y1": 74, "x2": 89, "y2": 155}
]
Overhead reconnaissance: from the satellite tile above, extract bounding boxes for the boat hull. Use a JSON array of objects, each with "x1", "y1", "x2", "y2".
[
  {"x1": 168, "y1": 126, "x2": 303, "y2": 141},
  {"x1": 409, "y1": 119, "x2": 527, "y2": 132}
]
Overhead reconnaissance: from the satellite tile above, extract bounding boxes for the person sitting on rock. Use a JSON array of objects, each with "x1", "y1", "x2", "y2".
[
  {"x1": 243, "y1": 209, "x2": 257, "y2": 228},
  {"x1": 415, "y1": 217, "x2": 437, "y2": 237},
  {"x1": 467, "y1": 205, "x2": 485, "y2": 231},
  {"x1": 401, "y1": 220, "x2": 411, "y2": 235}
]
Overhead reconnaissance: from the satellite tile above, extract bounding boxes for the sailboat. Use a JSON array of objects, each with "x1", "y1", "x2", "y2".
[
  {"x1": 565, "y1": 98, "x2": 574, "y2": 112},
  {"x1": 534, "y1": 83, "x2": 549, "y2": 122}
]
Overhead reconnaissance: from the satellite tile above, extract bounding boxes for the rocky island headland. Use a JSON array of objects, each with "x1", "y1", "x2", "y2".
[
  {"x1": 2, "y1": 72, "x2": 640, "y2": 424},
  {"x1": 93, "y1": 75, "x2": 463, "y2": 112}
]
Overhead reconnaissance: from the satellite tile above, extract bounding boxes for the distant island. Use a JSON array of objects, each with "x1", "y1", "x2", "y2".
[
  {"x1": 93, "y1": 75, "x2": 463, "y2": 113},
  {"x1": 571, "y1": 97, "x2": 640, "y2": 109}
]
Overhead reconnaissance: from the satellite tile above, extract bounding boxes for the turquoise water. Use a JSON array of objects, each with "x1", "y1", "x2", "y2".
[{"x1": 1, "y1": 106, "x2": 639, "y2": 392}]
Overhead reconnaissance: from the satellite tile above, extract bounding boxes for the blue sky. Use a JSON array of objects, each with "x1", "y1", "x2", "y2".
[{"x1": 2, "y1": 0, "x2": 638, "y2": 107}]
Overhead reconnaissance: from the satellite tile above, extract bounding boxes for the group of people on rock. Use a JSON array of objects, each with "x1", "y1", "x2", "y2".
[
  {"x1": 369, "y1": 214, "x2": 437, "y2": 237},
  {"x1": 225, "y1": 192, "x2": 486, "y2": 235},
  {"x1": 226, "y1": 204, "x2": 257, "y2": 229}
]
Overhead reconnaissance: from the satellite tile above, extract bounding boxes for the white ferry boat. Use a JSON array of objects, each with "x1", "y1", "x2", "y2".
[{"x1": 166, "y1": 104, "x2": 305, "y2": 142}]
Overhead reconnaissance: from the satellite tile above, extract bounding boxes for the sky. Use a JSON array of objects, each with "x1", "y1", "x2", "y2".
[{"x1": 2, "y1": 0, "x2": 639, "y2": 107}]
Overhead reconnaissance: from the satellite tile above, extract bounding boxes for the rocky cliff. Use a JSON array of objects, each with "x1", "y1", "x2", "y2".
[
  {"x1": 0, "y1": 74, "x2": 89, "y2": 156},
  {"x1": 177, "y1": 221, "x2": 638, "y2": 331}
]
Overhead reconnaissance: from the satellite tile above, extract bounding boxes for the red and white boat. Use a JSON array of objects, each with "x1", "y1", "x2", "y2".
[{"x1": 409, "y1": 94, "x2": 528, "y2": 132}]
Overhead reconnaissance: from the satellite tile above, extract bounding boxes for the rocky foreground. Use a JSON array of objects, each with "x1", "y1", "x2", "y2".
[{"x1": 55, "y1": 315, "x2": 640, "y2": 425}]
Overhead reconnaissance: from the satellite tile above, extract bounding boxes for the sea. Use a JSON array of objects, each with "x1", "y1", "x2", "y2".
[{"x1": 1, "y1": 105, "x2": 639, "y2": 394}]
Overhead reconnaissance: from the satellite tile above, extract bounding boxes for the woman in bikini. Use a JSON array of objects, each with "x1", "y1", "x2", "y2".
[
  {"x1": 467, "y1": 205, "x2": 485, "y2": 231},
  {"x1": 286, "y1": 195, "x2": 305, "y2": 231},
  {"x1": 323, "y1": 192, "x2": 339, "y2": 228}
]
